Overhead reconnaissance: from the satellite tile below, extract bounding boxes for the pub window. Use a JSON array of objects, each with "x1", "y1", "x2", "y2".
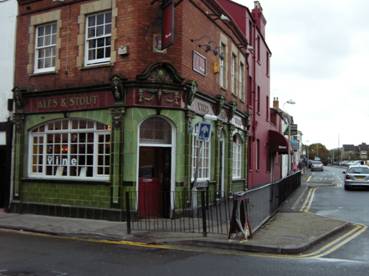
[
  {"x1": 140, "y1": 117, "x2": 171, "y2": 145},
  {"x1": 192, "y1": 129, "x2": 211, "y2": 181},
  {"x1": 28, "y1": 119, "x2": 111, "y2": 180},
  {"x1": 34, "y1": 22, "x2": 57, "y2": 73},
  {"x1": 232, "y1": 134, "x2": 242, "y2": 179},
  {"x1": 85, "y1": 10, "x2": 112, "y2": 65}
]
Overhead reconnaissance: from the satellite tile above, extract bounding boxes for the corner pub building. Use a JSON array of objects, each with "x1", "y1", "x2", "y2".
[{"x1": 11, "y1": 0, "x2": 249, "y2": 220}]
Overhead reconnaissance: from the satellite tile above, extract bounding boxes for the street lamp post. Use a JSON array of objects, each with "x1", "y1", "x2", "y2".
[{"x1": 283, "y1": 100, "x2": 296, "y2": 174}]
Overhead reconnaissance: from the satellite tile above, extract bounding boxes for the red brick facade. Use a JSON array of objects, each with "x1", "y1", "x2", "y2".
[{"x1": 15, "y1": 0, "x2": 248, "y2": 114}]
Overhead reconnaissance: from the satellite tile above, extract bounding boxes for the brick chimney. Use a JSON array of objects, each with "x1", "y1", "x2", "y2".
[
  {"x1": 252, "y1": 1, "x2": 267, "y2": 38},
  {"x1": 273, "y1": 97, "x2": 279, "y2": 109}
]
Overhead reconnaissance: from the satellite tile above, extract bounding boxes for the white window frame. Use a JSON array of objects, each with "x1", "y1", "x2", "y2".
[
  {"x1": 191, "y1": 134, "x2": 211, "y2": 181},
  {"x1": 232, "y1": 135, "x2": 242, "y2": 179},
  {"x1": 231, "y1": 53, "x2": 237, "y2": 95},
  {"x1": 85, "y1": 10, "x2": 112, "y2": 66},
  {"x1": 28, "y1": 119, "x2": 111, "y2": 181},
  {"x1": 34, "y1": 22, "x2": 57, "y2": 73}
]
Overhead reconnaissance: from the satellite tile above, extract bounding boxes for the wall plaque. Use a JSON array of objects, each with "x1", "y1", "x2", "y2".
[
  {"x1": 230, "y1": 115, "x2": 245, "y2": 130},
  {"x1": 189, "y1": 98, "x2": 214, "y2": 116}
]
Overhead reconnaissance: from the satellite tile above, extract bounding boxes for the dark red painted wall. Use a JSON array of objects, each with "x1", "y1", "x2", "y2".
[{"x1": 218, "y1": 0, "x2": 277, "y2": 188}]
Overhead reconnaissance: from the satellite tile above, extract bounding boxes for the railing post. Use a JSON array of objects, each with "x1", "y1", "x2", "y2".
[
  {"x1": 201, "y1": 190, "x2": 207, "y2": 237},
  {"x1": 125, "y1": 192, "x2": 131, "y2": 234}
]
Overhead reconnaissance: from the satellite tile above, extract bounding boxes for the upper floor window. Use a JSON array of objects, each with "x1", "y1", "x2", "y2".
[
  {"x1": 256, "y1": 139, "x2": 260, "y2": 170},
  {"x1": 219, "y1": 43, "x2": 226, "y2": 88},
  {"x1": 248, "y1": 20, "x2": 253, "y2": 45},
  {"x1": 34, "y1": 22, "x2": 57, "y2": 73},
  {"x1": 29, "y1": 119, "x2": 111, "y2": 180},
  {"x1": 266, "y1": 51, "x2": 270, "y2": 76},
  {"x1": 231, "y1": 53, "x2": 237, "y2": 95},
  {"x1": 239, "y1": 62, "x2": 245, "y2": 101},
  {"x1": 256, "y1": 36, "x2": 261, "y2": 62},
  {"x1": 248, "y1": 76, "x2": 252, "y2": 106},
  {"x1": 266, "y1": 96, "x2": 269, "y2": 121},
  {"x1": 85, "y1": 11, "x2": 112, "y2": 66},
  {"x1": 257, "y1": 86, "x2": 261, "y2": 113}
]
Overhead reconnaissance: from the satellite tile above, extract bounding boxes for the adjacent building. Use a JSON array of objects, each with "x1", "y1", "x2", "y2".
[
  {"x1": 0, "y1": 0, "x2": 17, "y2": 209},
  {"x1": 218, "y1": 0, "x2": 289, "y2": 187},
  {"x1": 11, "y1": 0, "x2": 249, "y2": 218},
  {"x1": 342, "y1": 143, "x2": 368, "y2": 161}
]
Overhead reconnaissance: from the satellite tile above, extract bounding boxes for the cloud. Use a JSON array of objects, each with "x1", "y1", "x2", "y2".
[{"x1": 234, "y1": 0, "x2": 369, "y2": 148}]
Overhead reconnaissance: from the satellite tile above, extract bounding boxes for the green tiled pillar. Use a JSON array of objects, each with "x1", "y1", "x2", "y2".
[
  {"x1": 111, "y1": 108, "x2": 125, "y2": 206},
  {"x1": 227, "y1": 125, "x2": 235, "y2": 194},
  {"x1": 13, "y1": 114, "x2": 25, "y2": 199}
]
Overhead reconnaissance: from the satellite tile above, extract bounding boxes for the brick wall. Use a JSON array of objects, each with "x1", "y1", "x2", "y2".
[{"x1": 15, "y1": 0, "x2": 248, "y2": 113}]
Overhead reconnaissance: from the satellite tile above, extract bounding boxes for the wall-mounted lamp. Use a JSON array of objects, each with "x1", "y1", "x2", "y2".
[
  {"x1": 246, "y1": 45, "x2": 254, "y2": 53},
  {"x1": 204, "y1": 114, "x2": 218, "y2": 121},
  {"x1": 190, "y1": 36, "x2": 224, "y2": 57},
  {"x1": 206, "y1": 12, "x2": 231, "y2": 22}
]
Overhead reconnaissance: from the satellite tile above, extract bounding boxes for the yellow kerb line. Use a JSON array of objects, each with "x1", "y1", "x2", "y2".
[
  {"x1": 300, "y1": 187, "x2": 315, "y2": 212},
  {"x1": 304, "y1": 188, "x2": 316, "y2": 212},
  {"x1": 299, "y1": 224, "x2": 367, "y2": 258}
]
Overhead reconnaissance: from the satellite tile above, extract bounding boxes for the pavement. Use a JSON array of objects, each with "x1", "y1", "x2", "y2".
[{"x1": 0, "y1": 180, "x2": 353, "y2": 255}]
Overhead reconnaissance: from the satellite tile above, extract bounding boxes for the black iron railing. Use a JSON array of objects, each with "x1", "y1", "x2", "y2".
[
  {"x1": 125, "y1": 190, "x2": 233, "y2": 236},
  {"x1": 125, "y1": 172, "x2": 301, "y2": 237}
]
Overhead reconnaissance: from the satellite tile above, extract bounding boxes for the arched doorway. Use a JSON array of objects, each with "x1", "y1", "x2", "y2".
[{"x1": 137, "y1": 117, "x2": 175, "y2": 218}]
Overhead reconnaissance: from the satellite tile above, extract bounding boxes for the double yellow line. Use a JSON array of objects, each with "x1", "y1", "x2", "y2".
[
  {"x1": 298, "y1": 223, "x2": 367, "y2": 259},
  {"x1": 300, "y1": 187, "x2": 316, "y2": 213}
]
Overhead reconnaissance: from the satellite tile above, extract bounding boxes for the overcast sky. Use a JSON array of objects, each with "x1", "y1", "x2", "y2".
[
  {"x1": 1, "y1": 1, "x2": 368, "y2": 149},
  {"x1": 235, "y1": 0, "x2": 369, "y2": 149},
  {"x1": 0, "y1": 0, "x2": 16, "y2": 122}
]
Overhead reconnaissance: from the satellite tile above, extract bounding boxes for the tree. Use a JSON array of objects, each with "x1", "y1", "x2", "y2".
[
  {"x1": 308, "y1": 143, "x2": 329, "y2": 164},
  {"x1": 329, "y1": 148, "x2": 342, "y2": 163}
]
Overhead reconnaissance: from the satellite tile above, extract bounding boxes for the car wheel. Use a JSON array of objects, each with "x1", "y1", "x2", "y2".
[{"x1": 344, "y1": 185, "x2": 350, "y2": 191}]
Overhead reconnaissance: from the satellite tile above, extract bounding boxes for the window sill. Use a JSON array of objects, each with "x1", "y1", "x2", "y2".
[
  {"x1": 220, "y1": 86, "x2": 227, "y2": 92},
  {"x1": 81, "y1": 63, "x2": 113, "y2": 71},
  {"x1": 30, "y1": 71, "x2": 57, "y2": 77},
  {"x1": 22, "y1": 177, "x2": 111, "y2": 185}
]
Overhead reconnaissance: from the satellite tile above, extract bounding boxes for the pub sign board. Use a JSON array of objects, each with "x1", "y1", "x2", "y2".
[
  {"x1": 161, "y1": 0, "x2": 175, "y2": 50},
  {"x1": 24, "y1": 91, "x2": 115, "y2": 113}
]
